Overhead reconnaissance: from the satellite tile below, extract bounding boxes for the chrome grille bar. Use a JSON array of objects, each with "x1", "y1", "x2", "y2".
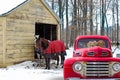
[{"x1": 85, "y1": 62, "x2": 110, "y2": 77}]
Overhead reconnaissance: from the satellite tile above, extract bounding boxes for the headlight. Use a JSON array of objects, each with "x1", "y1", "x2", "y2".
[
  {"x1": 113, "y1": 63, "x2": 120, "y2": 71},
  {"x1": 73, "y1": 62, "x2": 82, "y2": 72}
]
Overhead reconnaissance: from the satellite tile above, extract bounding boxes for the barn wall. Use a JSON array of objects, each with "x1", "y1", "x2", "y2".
[
  {"x1": 0, "y1": 17, "x2": 6, "y2": 67},
  {"x1": 5, "y1": 19, "x2": 34, "y2": 65},
  {"x1": 3, "y1": 0, "x2": 60, "y2": 66}
]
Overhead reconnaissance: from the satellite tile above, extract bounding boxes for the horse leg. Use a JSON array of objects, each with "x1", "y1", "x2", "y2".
[
  {"x1": 45, "y1": 56, "x2": 50, "y2": 70},
  {"x1": 61, "y1": 55, "x2": 65, "y2": 64},
  {"x1": 48, "y1": 58, "x2": 50, "y2": 69},
  {"x1": 60, "y1": 52, "x2": 65, "y2": 68},
  {"x1": 55, "y1": 54, "x2": 59, "y2": 68},
  {"x1": 35, "y1": 53, "x2": 41, "y2": 67},
  {"x1": 40, "y1": 54, "x2": 45, "y2": 67},
  {"x1": 45, "y1": 58, "x2": 48, "y2": 69}
]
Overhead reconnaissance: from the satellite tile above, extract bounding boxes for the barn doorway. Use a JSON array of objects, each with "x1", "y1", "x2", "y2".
[
  {"x1": 34, "y1": 23, "x2": 57, "y2": 59},
  {"x1": 35, "y1": 23, "x2": 57, "y2": 40}
]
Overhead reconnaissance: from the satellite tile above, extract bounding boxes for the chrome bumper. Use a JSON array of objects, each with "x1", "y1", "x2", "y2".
[{"x1": 66, "y1": 78, "x2": 120, "y2": 80}]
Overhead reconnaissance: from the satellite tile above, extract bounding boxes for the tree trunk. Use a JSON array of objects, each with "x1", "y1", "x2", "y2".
[
  {"x1": 89, "y1": 0, "x2": 93, "y2": 35},
  {"x1": 51, "y1": 0, "x2": 54, "y2": 10},
  {"x1": 83, "y1": 0, "x2": 87, "y2": 35},
  {"x1": 101, "y1": 0, "x2": 105, "y2": 35},
  {"x1": 66, "y1": 0, "x2": 69, "y2": 48}
]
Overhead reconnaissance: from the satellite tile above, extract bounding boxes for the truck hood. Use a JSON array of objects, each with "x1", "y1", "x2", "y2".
[{"x1": 74, "y1": 46, "x2": 112, "y2": 57}]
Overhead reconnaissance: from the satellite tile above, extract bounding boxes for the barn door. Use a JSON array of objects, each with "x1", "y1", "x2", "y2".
[{"x1": 35, "y1": 23, "x2": 57, "y2": 40}]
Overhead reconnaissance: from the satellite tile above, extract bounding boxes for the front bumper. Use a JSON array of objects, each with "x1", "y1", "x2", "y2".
[{"x1": 66, "y1": 77, "x2": 120, "y2": 80}]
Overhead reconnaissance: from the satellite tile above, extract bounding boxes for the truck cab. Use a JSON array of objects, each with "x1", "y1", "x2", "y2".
[{"x1": 64, "y1": 35, "x2": 120, "y2": 80}]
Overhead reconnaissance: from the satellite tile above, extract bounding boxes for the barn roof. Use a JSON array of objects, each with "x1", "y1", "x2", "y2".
[{"x1": 0, "y1": 0, "x2": 60, "y2": 23}]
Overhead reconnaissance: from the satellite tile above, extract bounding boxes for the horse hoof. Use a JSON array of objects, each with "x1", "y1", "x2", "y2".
[
  {"x1": 60, "y1": 65, "x2": 63, "y2": 68},
  {"x1": 33, "y1": 64, "x2": 35, "y2": 67},
  {"x1": 55, "y1": 66, "x2": 58, "y2": 68}
]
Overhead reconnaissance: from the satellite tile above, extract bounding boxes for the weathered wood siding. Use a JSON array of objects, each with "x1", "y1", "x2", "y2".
[
  {"x1": 0, "y1": 17, "x2": 5, "y2": 67},
  {"x1": 0, "y1": 0, "x2": 60, "y2": 66}
]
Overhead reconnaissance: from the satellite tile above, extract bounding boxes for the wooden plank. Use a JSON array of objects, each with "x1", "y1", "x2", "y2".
[
  {"x1": 2, "y1": 17, "x2": 6, "y2": 66},
  {"x1": 7, "y1": 36, "x2": 34, "y2": 40},
  {"x1": 6, "y1": 57, "x2": 34, "y2": 64},
  {"x1": 0, "y1": 55, "x2": 3, "y2": 63},
  {"x1": 0, "y1": 18, "x2": 4, "y2": 66},
  {"x1": 7, "y1": 39, "x2": 34, "y2": 45},
  {"x1": 6, "y1": 31, "x2": 34, "y2": 36},
  {"x1": 6, "y1": 44, "x2": 33, "y2": 50}
]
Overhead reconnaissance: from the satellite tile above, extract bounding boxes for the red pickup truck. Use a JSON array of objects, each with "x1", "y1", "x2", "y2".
[{"x1": 64, "y1": 35, "x2": 120, "y2": 80}]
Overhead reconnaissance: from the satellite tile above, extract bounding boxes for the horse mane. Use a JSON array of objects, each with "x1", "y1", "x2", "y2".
[{"x1": 40, "y1": 38, "x2": 49, "y2": 50}]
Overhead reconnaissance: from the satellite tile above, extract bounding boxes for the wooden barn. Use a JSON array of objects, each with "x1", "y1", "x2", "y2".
[{"x1": 0, "y1": 0, "x2": 60, "y2": 67}]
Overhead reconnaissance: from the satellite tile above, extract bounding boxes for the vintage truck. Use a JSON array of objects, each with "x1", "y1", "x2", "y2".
[{"x1": 64, "y1": 35, "x2": 120, "y2": 80}]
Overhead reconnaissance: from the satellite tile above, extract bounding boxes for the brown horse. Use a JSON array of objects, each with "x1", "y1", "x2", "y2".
[
  {"x1": 40, "y1": 38, "x2": 59, "y2": 69},
  {"x1": 35, "y1": 38, "x2": 66, "y2": 69}
]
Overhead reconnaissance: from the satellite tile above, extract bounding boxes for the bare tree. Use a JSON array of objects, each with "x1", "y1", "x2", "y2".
[
  {"x1": 100, "y1": 0, "x2": 105, "y2": 35},
  {"x1": 45, "y1": 0, "x2": 120, "y2": 47},
  {"x1": 89, "y1": 0, "x2": 93, "y2": 35},
  {"x1": 66, "y1": 0, "x2": 69, "y2": 48}
]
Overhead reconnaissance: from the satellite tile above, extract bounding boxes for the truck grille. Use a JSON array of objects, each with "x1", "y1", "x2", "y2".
[{"x1": 85, "y1": 62, "x2": 109, "y2": 77}]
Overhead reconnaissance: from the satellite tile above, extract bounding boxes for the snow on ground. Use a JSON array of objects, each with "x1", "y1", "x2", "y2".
[
  {"x1": 112, "y1": 46, "x2": 120, "y2": 57},
  {"x1": 0, "y1": 46, "x2": 120, "y2": 80},
  {"x1": 0, "y1": 62, "x2": 64, "y2": 80},
  {"x1": 0, "y1": 48, "x2": 74, "y2": 80}
]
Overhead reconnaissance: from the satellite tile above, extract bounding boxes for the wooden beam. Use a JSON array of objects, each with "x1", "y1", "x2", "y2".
[{"x1": 2, "y1": 17, "x2": 6, "y2": 66}]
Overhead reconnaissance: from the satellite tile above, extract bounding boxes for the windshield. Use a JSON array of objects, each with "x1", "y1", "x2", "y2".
[{"x1": 78, "y1": 38, "x2": 108, "y2": 48}]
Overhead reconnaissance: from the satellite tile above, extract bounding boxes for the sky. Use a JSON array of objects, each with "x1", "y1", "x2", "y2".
[{"x1": 0, "y1": 0, "x2": 26, "y2": 15}]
